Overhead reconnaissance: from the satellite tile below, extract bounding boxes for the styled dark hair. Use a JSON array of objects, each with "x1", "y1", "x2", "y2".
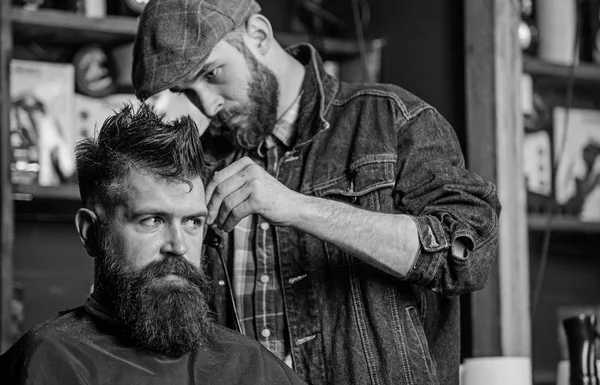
[{"x1": 75, "y1": 102, "x2": 205, "y2": 211}]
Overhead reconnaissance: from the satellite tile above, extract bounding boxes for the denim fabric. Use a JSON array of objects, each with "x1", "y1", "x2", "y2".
[{"x1": 204, "y1": 44, "x2": 501, "y2": 385}]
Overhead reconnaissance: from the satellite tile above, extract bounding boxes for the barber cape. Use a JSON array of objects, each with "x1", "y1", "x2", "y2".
[{"x1": 0, "y1": 296, "x2": 306, "y2": 385}]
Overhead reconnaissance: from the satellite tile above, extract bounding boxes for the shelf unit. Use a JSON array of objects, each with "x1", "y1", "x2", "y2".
[
  {"x1": 466, "y1": 4, "x2": 600, "y2": 382},
  {"x1": 13, "y1": 184, "x2": 80, "y2": 202},
  {"x1": 11, "y1": 7, "x2": 384, "y2": 57},
  {"x1": 522, "y1": 48, "x2": 600, "y2": 385}
]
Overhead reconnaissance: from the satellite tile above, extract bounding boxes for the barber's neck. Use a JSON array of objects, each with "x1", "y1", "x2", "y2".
[{"x1": 273, "y1": 49, "x2": 306, "y2": 118}]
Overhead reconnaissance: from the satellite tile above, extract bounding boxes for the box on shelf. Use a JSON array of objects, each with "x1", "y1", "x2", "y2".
[
  {"x1": 553, "y1": 107, "x2": 600, "y2": 222},
  {"x1": 10, "y1": 59, "x2": 76, "y2": 187}
]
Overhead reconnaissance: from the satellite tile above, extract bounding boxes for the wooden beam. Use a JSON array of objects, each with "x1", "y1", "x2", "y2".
[
  {"x1": 464, "y1": 0, "x2": 531, "y2": 357},
  {"x1": 0, "y1": 0, "x2": 14, "y2": 354}
]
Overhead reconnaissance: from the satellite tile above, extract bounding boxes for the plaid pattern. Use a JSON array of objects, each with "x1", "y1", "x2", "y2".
[
  {"x1": 133, "y1": 0, "x2": 261, "y2": 100},
  {"x1": 232, "y1": 93, "x2": 302, "y2": 366}
]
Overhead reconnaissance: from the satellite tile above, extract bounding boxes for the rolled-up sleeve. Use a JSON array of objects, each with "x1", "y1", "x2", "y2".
[{"x1": 395, "y1": 107, "x2": 501, "y2": 297}]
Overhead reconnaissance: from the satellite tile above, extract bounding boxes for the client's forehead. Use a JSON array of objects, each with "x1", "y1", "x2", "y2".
[{"x1": 119, "y1": 169, "x2": 207, "y2": 216}]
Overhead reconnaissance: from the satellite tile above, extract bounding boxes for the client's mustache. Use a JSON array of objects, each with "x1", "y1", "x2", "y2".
[{"x1": 139, "y1": 256, "x2": 207, "y2": 288}]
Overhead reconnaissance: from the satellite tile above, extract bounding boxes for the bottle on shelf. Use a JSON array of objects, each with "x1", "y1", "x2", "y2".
[{"x1": 563, "y1": 314, "x2": 600, "y2": 385}]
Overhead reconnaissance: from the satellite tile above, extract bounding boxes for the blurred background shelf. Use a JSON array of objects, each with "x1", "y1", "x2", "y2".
[
  {"x1": 528, "y1": 213, "x2": 600, "y2": 233},
  {"x1": 11, "y1": 7, "x2": 384, "y2": 56},
  {"x1": 11, "y1": 8, "x2": 138, "y2": 45},
  {"x1": 523, "y1": 55, "x2": 600, "y2": 83},
  {"x1": 12, "y1": 185, "x2": 80, "y2": 223},
  {"x1": 12, "y1": 184, "x2": 79, "y2": 202}
]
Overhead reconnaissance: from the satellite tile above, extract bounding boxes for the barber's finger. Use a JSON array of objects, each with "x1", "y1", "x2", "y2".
[
  {"x1": 206, "y1": 173, "x2": 248, "y2": 225},
  {"x1": 213, "y1": 186, "x2": 252, "y2": 230},
  {"x1": 205, "y1": 157, "x2": 254, "y2": 202},
  {"x1": 221, "y1": 199, "x2": 255, "y2": 233}
]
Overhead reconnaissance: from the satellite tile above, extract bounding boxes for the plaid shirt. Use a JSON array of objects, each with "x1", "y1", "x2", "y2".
[{"x1": 231, "y1": 93, "x2": 302, "y2": 366}]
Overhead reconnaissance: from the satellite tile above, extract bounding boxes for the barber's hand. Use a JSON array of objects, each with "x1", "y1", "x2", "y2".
[{"x1": 205, "y1": 157, "x2": 302, "y2": 232}]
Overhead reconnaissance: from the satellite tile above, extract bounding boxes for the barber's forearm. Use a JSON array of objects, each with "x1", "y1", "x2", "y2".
[{"x1": 289, "y1": 194, "x2": 420, "y2": 277}]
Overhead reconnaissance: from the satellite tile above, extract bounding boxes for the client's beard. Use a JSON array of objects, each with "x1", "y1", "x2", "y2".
[
  {"x1": 95, "y1": 233, "x2": 213, "y2": 358},
  {"x1": 208, "y1": 49, "x2": 280, "y2": 150}
]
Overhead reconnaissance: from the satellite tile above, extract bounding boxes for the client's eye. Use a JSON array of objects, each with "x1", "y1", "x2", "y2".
[
  {"x1": 140, "y1": 217, "x2": 163, "y2": 228},
  {"x1": 183, "y1": 218, "x2": 203, "y2": 229}
]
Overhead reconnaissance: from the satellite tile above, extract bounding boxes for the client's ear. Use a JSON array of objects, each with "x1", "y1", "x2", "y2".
[{"x1": 75, "y1": 208, "x2": 101, "y2": 257}]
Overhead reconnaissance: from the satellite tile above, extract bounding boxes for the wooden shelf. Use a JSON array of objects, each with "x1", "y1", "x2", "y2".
[
  {"x1": 12, "y1": 184, "x2": 80, "y2": 202},
  {"x1": 523, "y1": 55, "x2": 600, "y2": 83},
  {"x1": 11, "y1": 7, "x2": 384, "y2": 55},
  {"x1": 528, "y1": 213, "x2": 600, "y2": 233},
  {"x1": 11, "y1": 8, "x2": 138, "y2": 46}
]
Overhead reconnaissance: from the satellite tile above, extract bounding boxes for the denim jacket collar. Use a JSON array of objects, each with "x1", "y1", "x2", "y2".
[{"x1": 285, "y1": 44, "x2": 339, "y2": 148}]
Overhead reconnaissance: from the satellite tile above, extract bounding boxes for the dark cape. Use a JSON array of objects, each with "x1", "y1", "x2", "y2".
[{"x1": 0, "y1": 296, "x2": 307, "y2": 385}]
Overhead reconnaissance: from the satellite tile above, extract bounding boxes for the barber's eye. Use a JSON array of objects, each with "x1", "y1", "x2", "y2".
[{"x1": 205, "y1": 68, "x2": 219, "y2": 80}]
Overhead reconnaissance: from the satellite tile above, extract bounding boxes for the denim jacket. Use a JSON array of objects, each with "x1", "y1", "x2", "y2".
[{"x1": 204, "y1": 44, "x2": 501, "y2": 385}]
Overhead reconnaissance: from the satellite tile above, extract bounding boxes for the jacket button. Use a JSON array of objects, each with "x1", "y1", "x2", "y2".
[
  {"x1": 218, "y1": 280, "x2": 225, "y2": 286},
  {"x1": 260, "y1": 222, "x2": 270, "y2": 231},
  {"x1": 261, "y1": 328, "x2": 271, "y2": 338}
]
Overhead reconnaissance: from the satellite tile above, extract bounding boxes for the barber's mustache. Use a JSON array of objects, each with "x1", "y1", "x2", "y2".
[{"x1": 211, "y1": 107, "x2": 246, "y2": 127}]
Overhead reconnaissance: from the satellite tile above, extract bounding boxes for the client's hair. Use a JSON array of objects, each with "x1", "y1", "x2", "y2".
[{"x1": 75, "y1": 102, "x2": 205, "y2": 212}]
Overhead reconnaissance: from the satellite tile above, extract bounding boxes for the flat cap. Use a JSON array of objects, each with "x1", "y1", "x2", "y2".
[{"x1": 133, "y1": 0, "x2": 261, "y2": 100}]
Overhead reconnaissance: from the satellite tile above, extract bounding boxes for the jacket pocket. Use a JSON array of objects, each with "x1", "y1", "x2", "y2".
[
  {"x1": 312, "y1": 158, "x2": 396, "y2": 211},
  {"x1": 390, "y1": 299, "x2": 440, "y2": 384}
]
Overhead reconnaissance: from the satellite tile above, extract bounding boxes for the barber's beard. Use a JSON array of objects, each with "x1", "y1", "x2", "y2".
[
  {"x1": 95, "y1": 232, "x2": 213, "y2": 358},
  {"x1": 208, "y1": 53, "x2": 280, "y2": 150}
]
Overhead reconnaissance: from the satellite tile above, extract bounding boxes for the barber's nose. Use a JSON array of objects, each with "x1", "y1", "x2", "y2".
[
  {"x1": 189, "y1": 84, "x2": 223, "y2": 118},
  {"x1": 161, "y1": 225, "x2": 187, "y2": 257}
]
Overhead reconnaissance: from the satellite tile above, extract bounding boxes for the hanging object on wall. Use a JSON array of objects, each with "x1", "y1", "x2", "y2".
[{"x1": 73, "y1": 45, "x2": 117, "y2": 98}]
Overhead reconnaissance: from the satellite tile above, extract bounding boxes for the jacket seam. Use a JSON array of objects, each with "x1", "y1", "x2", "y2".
[
  {"x1": 405, "y1": 307, "x2": 437, "y2": 384},
  {"x1": 395, "y1": 104, "x2": 436, "y2": 130},
  {"x1": 348, "y1": 259, "x2": 382, "y2": 385},
  {"x1": 318, "y1": 181, "x2": 395, "y2": 198},
  {"x1": 390, "y1": 288, "x2": 415, "y2": 385},
  {"x1": 474, "y1": 220, "x2": 499, "y2": 251}
]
